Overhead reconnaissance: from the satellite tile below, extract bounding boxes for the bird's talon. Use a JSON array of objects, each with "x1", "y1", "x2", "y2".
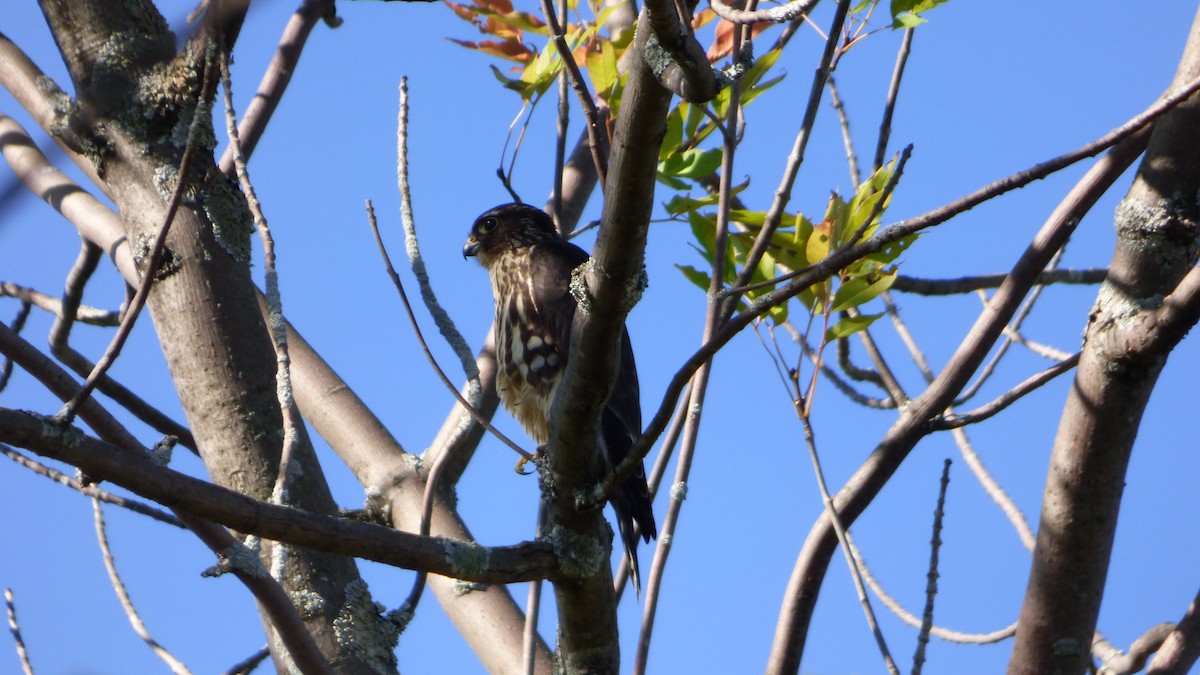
[{"x1": 514, "y1": 448, "x2": 543, "y2": 475}]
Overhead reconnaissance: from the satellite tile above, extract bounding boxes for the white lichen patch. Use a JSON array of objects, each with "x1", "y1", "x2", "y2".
[
  {"x1": 199, "y1": 173, "x2": 254, "y2": 263},
  {"x1": 441, "y1": 538, "x2": 491, "y2": 578},
  {"x1": 288, "y1": 588, "x2": 326, "y2": 619},
  {"x1": 452, "y1": 580, "x2": 488, "y2": 596},
  {"x1": 569, "y1": 259, "x2": 594, "y2": 313},
  {"x1": 670, "y1": 481, "x2": 688, "y2": 502},
  {"x1": 333, "y1": 579, "x2": 399, "y2": 674},
  {"x1": 148, "y1": 435, "x2": 177, "y2": 466},
  {"x1": 201, "y1": 544, "x2": 267, "y2": 579},
  {"x1": 544, "y1": 524, "x2": 604, "y2": 579}
]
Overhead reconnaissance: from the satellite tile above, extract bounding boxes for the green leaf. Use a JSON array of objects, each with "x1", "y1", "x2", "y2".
[
  {"x1": 825, "y1": 313, "x2": 883, "y2": 340},
  {"x1": 846, "y1": 161, "x2": 896, "y2": 239},
  {"x1": 675, "y1": 264, "x2": 713, "y2": 293},
  {"x1": 728, "y1": 209, "x2": 767, "y2": 228},
  {"x1": 665, "y1": 192, "x2": 722, "y2": 216},
  {"x1": 806, "y1": 220, "x2": 833, "y2": 263},
  {"x1": 661, "y1": 107, "x2": 684, "y2": 162},
  {"x1": 688, "y1": 210, "x2": 717, "y2": 263},
  {"x1": 656, "y1": 172, "x2": 690, "y2": 190},
  {"x1": 659, "y1": 147, "x2": 722, "y2": 180},
  {"x1": 831, "y1": 269, "x2": 896, "y2": 313},
  {"x1": 891, "y1": 0, "x2": 949, "y2": 28},
  {"x1": 587, "y1": 40, "x2": 619, "y2": 100},
  {"x1": 892, "y1": 13, "x2": 925, "y2": 28},
  {"x1": 738, "y1": 73, "x2": 784, "y2": 109},
  {"x1": 866, "y1": 233, "x2": 917, "y2": 265}
]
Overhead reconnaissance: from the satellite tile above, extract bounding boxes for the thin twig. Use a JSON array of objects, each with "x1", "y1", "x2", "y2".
[
  {"x1": 93, "y1": 498, "x2": 192, "y2": 675},
  {"x1": 550, "y1": 0, "x2": 569, "y2": 232},
  {"x1": 397, "y1": 79, "x2": 483, "y2": 386},
  {"x1": 613, "y1": 383, "x2": 691, "y2": 599},
  {"x1": 954, "y1": 249, "x2": 1064, "y2": 405},
  {"x1": 911, "y1": 458, "x2": 951, "y2": 675},
  {"x1": 719, "y1": 0, "x2": 851, "y2": 321},
  {"x1": 874, "y1": 27, "x2": 913, "y2": 172},
  {"x1": 0, "y1": 300, "x2": 31, "y2": 392},
  {"x1": 0, "y1": 281, "x2": 118, "y2": 326},
  {"x1": 222, "y1": 646, "x2": 270, "y2": 675},
  {"x1": 843, "y1": 144, "x2": 912, "y2": 248},
  {"x1": 365, "y1": 201, "x2": 533, "y2": 463},
  {"x1": 827, "y1": 75, "x2": 860, "y2": 188},
  {"x1": 217, "y1": 0, "x2": 341, "y2": 176},
  {"x1": 634, "y1": 17, "x2": 751, "y2": 666},
  {"x1": 797, "y1": 407, "x2": 899, "y2": 674},
  {"x1": 57, "y1": 42, "x2": 219, "y2": 425},
  {"x1": 4, "y1": 588, "x2": 34, "y2": 675},
  {"x1": 219, "y1": 49, "x2": 303, "y2": 510},
  {"x1": 933, "y1": 353, "x2": 1081, "y2": 430},
  {"x1": 522, "y1": 501, "x2": 547, "y2": 675},
  {"x1": 536, "y1": 0, "x2": 609, "y2": 187},
  {"x1": 38, "y1": 234, "x2": 196, "y2": 449},
  {"x1": 708, "y1": 0, "x2": 818, "y2": 24},
  {"x1": 2, "y1": 443, "x2": 183, "y2": 527},
  {"x1": 849, "y1": 532, "x2": 1017, "y2": 643},
  {"x1": 891, "y1": 268, "x2": 1108, "y2": 295},
  {"x1": 1095, "y1": 623, "x2": 1176, "y2": 675}
]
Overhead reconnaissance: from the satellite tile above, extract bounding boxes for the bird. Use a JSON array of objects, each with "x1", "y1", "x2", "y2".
[{"x1": 463, "y1": 202, "x2": 657, "y2": 595}]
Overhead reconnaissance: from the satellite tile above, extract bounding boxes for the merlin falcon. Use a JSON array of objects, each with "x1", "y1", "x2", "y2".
[{"x1": 463, "y1": 202, "x2": 657, "y2": 594}]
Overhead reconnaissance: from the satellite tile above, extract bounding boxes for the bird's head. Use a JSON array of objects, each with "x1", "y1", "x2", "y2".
[{"x1": 463, "y1": 203, "x2": 559, "y2": 267}]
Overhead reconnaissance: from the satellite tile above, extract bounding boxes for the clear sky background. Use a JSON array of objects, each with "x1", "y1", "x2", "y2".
[{"x1": 3, "y1": 1, "x2": 1200, "y2": 673}]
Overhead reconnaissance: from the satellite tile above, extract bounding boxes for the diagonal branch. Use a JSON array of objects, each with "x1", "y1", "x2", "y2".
[{"x1": 0, "y1": 407, "x2": 559, "y2": 583}]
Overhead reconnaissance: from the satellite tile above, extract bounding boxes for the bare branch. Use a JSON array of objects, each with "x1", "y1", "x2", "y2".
[
  {"x1": 874, "y1": 27, "x2": 913, "y2": 172},
  {"x1": 708, "y1": 0, "x2": 818, "y2": 25},
  {"x1": 0, "y1": 281, "x2": 119, "y2": 326},
  {"x1": 367, "y1": 202, "x2": 533, "y2": 462},
  {"x1": 2, "y1": 443, "x2": 183, "y2": 527},
  {"x1": 765, "y1": 106, "x2": 1155, "y2": 675},
  {"x1": 1094, "y1": 623, "x2": 1175, "y2": 675},
  {"x1": 891, "y1": 268, "x2": 1108, "y2": 295},
  {"x1": 1147, "y1": 587, "x2": 1200, "y2": 674},
  {"x1": 4, "y1": 588, "x2": 34, "y2": 675},
  {"x1": 797, "y1": 400, "x2": 899, "y2": 674},
  {"x1": 219, "y1": 49, "x2": 305, "y2": 511},
  {"x1": 0, "y1": 407, "x2": 559, "y2": 583},
  {"x1": 222, "y1": 647, "x2": 270, "y2": 675},
  {"x1": 217, "y1": 0, "x2": 341, "y2": 176},
  {"x1": 642, "y1": 0, "x2": 718, "y2": 103},
  {"x1": 538, "y1": 0, "x2": 609, "y2": 184},
  {"x1": 56, "y1": 42, "x2": 219, "y2": 425},
  {"x1": 911, "y1": 459, "x2": 951, "y2": 675},
  {"x1": 0, "y1": 325, "x2": 332, "y2": 674},
  {"x1": 931, "y1": 353, "x2": 1080, "y2": 430},
  {"x1": 1010, "y1": 14, "x2": 1200, "y2": 667},
  {"x1": 93, "y1": 498, "x2": 192, "y2": 675}
]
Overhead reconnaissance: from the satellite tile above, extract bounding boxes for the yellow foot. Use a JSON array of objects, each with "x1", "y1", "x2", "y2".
[{"x1": 514, "y1": 447, "x2": 544, "y2": 475}]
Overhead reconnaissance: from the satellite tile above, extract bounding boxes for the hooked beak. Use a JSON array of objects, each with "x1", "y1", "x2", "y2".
[{"x1": 463, "y1": 237, "x2": 480, "y2": 259}]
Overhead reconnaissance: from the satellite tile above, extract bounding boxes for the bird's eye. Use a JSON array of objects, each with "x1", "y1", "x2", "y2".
[{"x1": 478, "y1": 217, "x2": 499, "y2": 234}]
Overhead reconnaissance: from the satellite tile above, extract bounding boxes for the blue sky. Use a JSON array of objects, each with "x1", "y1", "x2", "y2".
[{"x1": 3, "y1": 1, "x2": 1200, "y2": 673}]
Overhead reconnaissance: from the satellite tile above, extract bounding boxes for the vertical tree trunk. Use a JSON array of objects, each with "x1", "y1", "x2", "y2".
[
  {"x1": 36, "y1": 1, "x2": 389, "y2": 671},
  {"x1": 1008, "y1": 8, "x2": 1200, "y2": 673}
]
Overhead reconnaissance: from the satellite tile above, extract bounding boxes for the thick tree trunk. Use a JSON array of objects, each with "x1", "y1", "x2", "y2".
[
  {"x1": 1008, "y1": 8, "x2": 1200, "y2": 673},
  {"x1": 35, "y1": 1, "x2": 388, "y2": 671}
]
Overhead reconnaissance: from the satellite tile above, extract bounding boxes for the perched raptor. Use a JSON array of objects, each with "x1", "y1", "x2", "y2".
[{"x1": 463, "y1": 202, "x2": 657, "y2": 594}]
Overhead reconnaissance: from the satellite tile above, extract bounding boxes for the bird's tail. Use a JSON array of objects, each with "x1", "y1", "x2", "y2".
[{"x1": 610, "y1": 467, "x2": 657, "y2": 597}]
